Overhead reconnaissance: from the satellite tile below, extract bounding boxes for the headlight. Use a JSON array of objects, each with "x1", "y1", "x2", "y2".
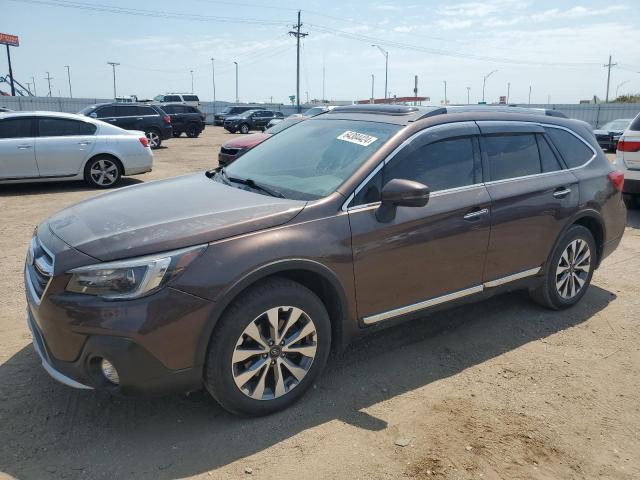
[{"x1": 66, "y1": 244, "x2": 206, "y2": 300}]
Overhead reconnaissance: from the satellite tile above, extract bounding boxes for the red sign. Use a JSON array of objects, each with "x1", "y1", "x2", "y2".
[{"x1": 0, "y1": 33, "x2": 19, "y2": 47}]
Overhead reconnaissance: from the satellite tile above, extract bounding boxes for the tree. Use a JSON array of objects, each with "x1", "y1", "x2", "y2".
[{"x1": 613, "y1": 94, "x2": 640, "y2": 103}]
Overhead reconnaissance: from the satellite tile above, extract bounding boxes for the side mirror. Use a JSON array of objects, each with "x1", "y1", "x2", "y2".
[
  {"x1": 376, "y1": 178, "x2": 430, "y2": 222},
  {"x1": 89, "y1": 112, "x2": 97, "y2": 118}
]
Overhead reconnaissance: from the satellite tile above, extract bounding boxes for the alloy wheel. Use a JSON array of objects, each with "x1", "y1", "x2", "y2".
[
  {"x1": 555, "y1": 239, "x2": 591, "y2": 299},
  {"x1": 89, "y1": 159, "x2": 119, "y2": 186},
  {"x1": 231, "y1": 306, "x2": 318, "y2": 401},
  {"x1": 146, "y1": 131, "x2": 160, "y2": 148}
]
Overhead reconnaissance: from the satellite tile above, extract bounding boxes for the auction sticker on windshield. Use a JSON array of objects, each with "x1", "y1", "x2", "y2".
[{"x1": 337, "y1": 131, "x2": 378, "y2": 147}]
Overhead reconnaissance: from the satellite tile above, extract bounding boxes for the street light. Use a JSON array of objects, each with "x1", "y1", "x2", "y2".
[
  {"x1": 443, "y1": 80, "x2": 447, "y2": 105},
  {"x1": 482, "y1": 69, "x2": 498, "y2": 103},
  {"x1": 210, "y1": 58, "x2": 216, "y2": 113},
  {"x1": 371, "y1": 44, "x2": 388, "y2": 102},
  {"x1": 107, "y1": 62, "x2": 120, "y2": 98},
  {"x1": 65, "y1": 65, "x2": 72, "y2": 98},
  {"x1": 190, "y1": 70, "x2": 194, "y2": 94},
  {"x1": 233, "y1": 61, "x2": 239, "y2": 104},
  {"x1": 466, "y1": 86, "x2": 471, "y2": 105},
  {"x1": 616, "y1": 80, "x2": 630, "y2": 98},
  {"x1": 371, "y1": 74, "x2": 375, "y2": 104}
]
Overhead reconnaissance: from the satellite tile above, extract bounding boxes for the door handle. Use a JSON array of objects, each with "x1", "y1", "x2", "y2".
[
  {"x1": 136, "y1": 117, "x2": 144, "y2": 120},
  {"x1": 553, "y1": 187, "x2": 571, "y2": 199},
  {"x1": 78, "y1": 141, "x2": 92, "y2": 146},
  {"x1": 463, "y1": 208, "x2": 489, "y2": 221},
  {"x1": 17, "y1": 144, "x2": 32, "y2": 149}
]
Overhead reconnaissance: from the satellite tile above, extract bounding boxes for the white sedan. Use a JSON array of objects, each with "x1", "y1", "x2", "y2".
[{"x1": 0, "y1": 111, "x2": 153, "y2": 188}]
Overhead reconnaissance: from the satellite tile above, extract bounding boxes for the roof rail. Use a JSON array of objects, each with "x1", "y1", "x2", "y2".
[
  {"x1": 441, "y1": 105, "x2": 567, "y2": 118},
  {"x1": 330, "y1": 104, "x2": 422, "y2": 116}
]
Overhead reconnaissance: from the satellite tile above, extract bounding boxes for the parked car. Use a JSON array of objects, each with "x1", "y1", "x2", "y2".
[
  {"x1": 218, "y1": 117, "x2": 304, "y2": 166},
  {"x1": 153, "y1": 93, "x2": 200, "y2": 107},
  {"x1": 25, "y1": 105, "x2": 626, "y2": 417},
  {"x1": 79, "y1": 103, "x2": 172, "y2": 149},
  {"x1": 0, "y1": 111, "x2": 152, "y2": 188},
  {"x1": 160, "y1": 103, "x2": 206, "y2": 138},
  {"x1": 224, "y1": 110, "x2": 284, "y2": 134},
  {"x1": 213, "y1": 105, "x2": 265, "y2": 126},
  {"x1": 594, "y1": 118, "x2": 633, "y2": 152},
  {"x1": 266, "y1": 105, "x2": 334, "y2": 129},
  {"x1": 0, "y1": 106, "x2": 12, "y2": 112},
  {"x1": 614, "y1": 113, "x2": 640, "y2": 208}
]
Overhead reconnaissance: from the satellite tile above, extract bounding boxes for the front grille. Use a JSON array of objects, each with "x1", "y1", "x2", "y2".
[
  {"x1": 25, "y1": 236, "x2": 54, "y2": 303},
  {"x1": 220, "y1": 147, "x2": 240, "y2": 155}
]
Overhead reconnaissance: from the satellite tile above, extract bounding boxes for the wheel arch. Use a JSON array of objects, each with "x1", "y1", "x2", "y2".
[
  {"x1": 195, "y1": 259, "x2": 350, "y2": 367},
  {"x1": 552, "y1": 209, "x2": 606, "y2": 269},
  {"x1": 82, "y1": 152, "x2": 124, "y2": 176}
]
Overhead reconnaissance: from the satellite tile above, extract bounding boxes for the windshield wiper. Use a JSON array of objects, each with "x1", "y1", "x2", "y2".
[{"x1": 215, "y1": 167, "x2": 285, "y2": 198}]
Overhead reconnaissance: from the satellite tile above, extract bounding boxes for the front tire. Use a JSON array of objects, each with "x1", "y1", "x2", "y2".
[
  {"x1": 530, "y1": 225, "x2": 596, "y2": 310},
  {"x1": 146, "y1": 129, "x2": 162, "y2": 149},
  {"x1": 204, "y1": 278, "x2": 331, "y2": 417},
  {"x1": 84, "y1": 156, "x2": 122, "y2": 188},
  {"x1": 239, "y1": 123, "x2": 250, "y2": 134}
]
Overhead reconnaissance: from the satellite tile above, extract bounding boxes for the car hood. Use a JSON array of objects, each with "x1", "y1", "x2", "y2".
[
  {"x1": 223, "y1": 133, "x2": 271, "y2": 149},
  {"x1": 45, "y1": 173, "x2": 306, "y2": 261}
]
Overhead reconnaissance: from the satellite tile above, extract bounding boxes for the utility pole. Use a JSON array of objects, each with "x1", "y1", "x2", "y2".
[
  {"x1": 26, "y1": 81, "x2": 32, "y2": 94},
  {"x1": 466, "y1": 86, "x2": 471, "y2": 105},
  {"x1": 31, "y1": 76, "x2": 37, "y2": 96},
  {"x1": 107, "y1": 62, "x2": 119, "y2": 98},
  {"x1": 322, "y1": 54, "x2": 326, "y2": 103},
  {"x1": 210, "y1": 58, "x2": 216, "y2": 113},
  {"x1": 371, "y1": 74, "x2": 375, "y2": 104},
  {"x1": 528, "y1": 85, "x2": 532, "y2": 104},
  {"x1": 233, "y1": 61, "x2": 238, "y2": 103},
  {"x1": 603, "y1": 55, "x2": 617, "y2": 103},
  {"x1": 65, "y1": 65, "x2": 72, "y2": 98},
  {"x1": 305, "y1": 91, "x2": 309, "y2": 103},
  {"x1": 44, "y1": 71, "x2": 53, "y2": 97},
  {"x1": 482, "y1": 69, "x2": 498, "y2": 103},
  {"x1": 413, "y1": 75, "x2": 418, "y2": 105},
  {"x1": 190, "y1": 70, "x2": 194, "y2": 94},
  {"x1": 547, "y1": 94, "x2": 551, "y2": 105},
  {"x1": 5, "y1": 44, "x2": 16, "y2": 96},
  {"x1": 443, "y1": 80, "x2": 447, "y2": 105},
  {"x1": 289, "y1": 10, "x2": 308, "y2": 113},
  {"x1": 507, "y1": 82, "x2": 510, "y2": 104},
  {"x1": 371, "y1": 44, "x2": 389, "y2": 102}
]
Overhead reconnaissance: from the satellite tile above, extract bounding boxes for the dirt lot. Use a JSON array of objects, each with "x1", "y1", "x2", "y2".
[{"x1": 1, "y1": 127, "x2": 639, "y2": 480}]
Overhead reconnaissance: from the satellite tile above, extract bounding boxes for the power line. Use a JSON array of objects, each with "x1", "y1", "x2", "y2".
[{"x1": 8, "y1": 0, "x2": 289, "y2": 25}]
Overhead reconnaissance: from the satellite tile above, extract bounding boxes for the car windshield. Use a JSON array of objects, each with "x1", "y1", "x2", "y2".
[
  {"x1": 601, "y1": 119, "x2": 632, "y2": 131},
  {"x1": 303, "y1": 107, "x2": 326, "y2": 117},
  {"x1": 265, "y1": 117, "x2": 303, "y2": 135},
  {"x1": 236, "y1": 110, "x2": 256, "y2": 118},
  {"x1": 223, "y1": 119, "x2": 401, "y2": 200},
  {"x1": 78, "y1": 106, "x2": 96, "y2": 115}
]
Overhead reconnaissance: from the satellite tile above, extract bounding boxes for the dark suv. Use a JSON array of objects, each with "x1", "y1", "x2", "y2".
[
  {"x1": 25, "y1": 105, "x2": 626, "y2": 416},
  {"x1": 160, "y1": 103, "x2": 206, "y2": 138},
  {"x1": 79, "y1": 103, "x2": 172, "y2": 148},
  {"x1": 213, "y1": 105, "x2": 265, "y2": 126},
  {"x1": 224, "y1": 109, "x2": 284, "y2": 134}
]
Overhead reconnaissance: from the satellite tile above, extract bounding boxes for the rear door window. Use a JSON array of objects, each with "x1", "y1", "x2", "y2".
[
  {"x1": 137, "y1": 106, "x2": 158, "y2": 116},
  {"x1": 544, "y1": 127, "x2": 595, "y2": 168},
  {"x1": 0, "y1": 117, "x2": 33, "y2": 138},
  {"x1": 484, "y1": 134, "x2": 541, "y2": 181},
  {"x1": 114, "y1": 105, "x2": 138, "y2": 117},
  {"x1": 161, "y1": 105, "x2": 175, "y2": 114},
  {"x1": 95, "y1": 106, "x2": 116, "y2": 118},
  {"x1": 37, "y1": 118, "x2": 97, "y2": 136},
  {"x1": 165, "y1": 95, "x2": 181, "y2": 102},
  {"x1": 537, "y1": 134, "x2": 562, "y2": 172}
]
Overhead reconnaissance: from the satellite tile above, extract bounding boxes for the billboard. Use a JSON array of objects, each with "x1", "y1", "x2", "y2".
[{"x1": 0, "y1": 33, "x2": 19, "y2": 47}]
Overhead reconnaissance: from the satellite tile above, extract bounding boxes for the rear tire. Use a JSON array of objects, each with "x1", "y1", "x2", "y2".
[
  {"x1": 83, "y1": 156, "x2": 122, "y2": 189},
  {"x1": 173, "y1": 131, "x2": 182, "y2": 138},
  {"x1": 185, "y1": 123, "x2": 200, "y2": 138},
  {"x1": 204, "y1": 278, "x2": 331, "y2": 417},
  {"x1": 529, "y1": 225, "x2": 596, "y2": 310},
  {"x1": 146, "y1": 129, "x2": 162, "y2": 149}
]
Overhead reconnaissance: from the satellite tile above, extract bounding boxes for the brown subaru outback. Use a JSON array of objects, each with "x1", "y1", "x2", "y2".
[{"x1": 25, "y1": 105, "x2": 626, "y2": 416}]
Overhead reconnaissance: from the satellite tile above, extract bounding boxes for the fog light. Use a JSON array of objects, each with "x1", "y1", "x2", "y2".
[{"x1": 100, "y1": 359, "x2": 120, "y2": 385}]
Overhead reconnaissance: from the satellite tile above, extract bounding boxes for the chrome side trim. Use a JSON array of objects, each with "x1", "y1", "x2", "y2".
[
  {"x1": 362, "y1": 266, "x2": 542, "y2": 325},
  {"x1": 27, "y1": 314, "x2": 93, "y2": 390},
  {"x1": 363, "y1": 285, "x2": 484, "y2": 325},
  {"x1": 483, "y1": 267, "x2": 541, "y2": 288}
]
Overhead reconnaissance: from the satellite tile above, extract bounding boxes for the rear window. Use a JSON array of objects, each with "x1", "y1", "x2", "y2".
[
  {"x1": 544, "y1": 127, "x2": 594, "y2": 168},
  {"x1": 485, "y1": 134, "x2": 541, "y2": 181},
  {"x1": 629, "y1": 115, "x2": 640, "y2": 131},
  {"x1": 183, "y1": 95, "x2": 199, "y2": 102},
  {"x1": 38, "y1": 118, "x2": 96, "y2": 136}
]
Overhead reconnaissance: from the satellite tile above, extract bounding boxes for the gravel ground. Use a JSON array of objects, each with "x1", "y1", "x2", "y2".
[{"x1": 1, "y1": 127, "x2": 639, "y2": 480}]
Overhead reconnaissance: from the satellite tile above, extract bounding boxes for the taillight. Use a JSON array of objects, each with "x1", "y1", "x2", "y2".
[
  {"x1": 139, "y1": 136, "x2": 149, "y2": 148},
  {"x1": 163, "y1": 115, "x2": 171, "y2": 123},
  {"x1": 617, "y1": 139, "x2": 640, "y2": 152},
  {"x1": 608, "y1": 171, "x2": 624, "y2": 192}
]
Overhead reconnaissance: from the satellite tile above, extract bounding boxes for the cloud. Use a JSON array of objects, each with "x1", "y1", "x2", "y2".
[
  {"x1": 373, "y1": 3, "x2": 399, "y2": 10},
  {"x1": 532, "y1": 5, "x2": 628, "y2": 22},
  {"x1": 436, "y1": 19, "x2": 474, "y2": 30},
  {"x1": 394, "y1": 25, "x2": 418, "y2": 33},
  {"x1": 437, "y1": 0, "x2": 529, "y2": 18}
]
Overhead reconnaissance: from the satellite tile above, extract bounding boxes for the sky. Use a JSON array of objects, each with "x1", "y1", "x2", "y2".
[{"x1": 2, "y1": 0, "x2": 640, "y2": 105}]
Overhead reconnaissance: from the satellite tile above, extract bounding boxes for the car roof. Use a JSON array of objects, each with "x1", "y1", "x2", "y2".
[{"x1": 0, "y1": 110, "x2": 96, "y2": 121}]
